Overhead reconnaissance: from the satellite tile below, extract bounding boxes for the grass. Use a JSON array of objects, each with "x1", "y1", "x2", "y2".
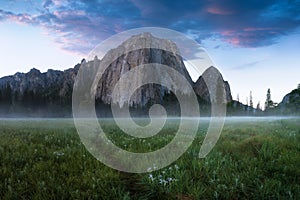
[{"x1": 0, "y1": 117, "x2": 299, "y2": 199}]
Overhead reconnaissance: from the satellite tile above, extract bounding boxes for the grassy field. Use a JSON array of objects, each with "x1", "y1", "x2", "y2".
[{"x1": 0, "y1": 117, "x2": 299, "y2": 199}]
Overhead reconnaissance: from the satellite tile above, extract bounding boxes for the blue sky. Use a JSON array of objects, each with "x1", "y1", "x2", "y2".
[{"x1": 0, "y1": 0, "x2": 300, "y2": 106}]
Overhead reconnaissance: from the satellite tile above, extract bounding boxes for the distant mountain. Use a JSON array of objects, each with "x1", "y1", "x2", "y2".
[
  {"x1": 0, "y1": 66, "x2": 80, "y2": 117},
  {"x1": 277, "y1": 86, "x2": 300, "y2": 114},
  {"x1": 0, "y1": 33, "x2": 232, "y2": 117},
  {"x1": 193, "y1": 66, "x2": 232, "y2": 103}
]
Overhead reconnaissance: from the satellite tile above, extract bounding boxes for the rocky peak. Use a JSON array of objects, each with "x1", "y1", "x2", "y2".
[
  {"x1": 279, "y1": 87, "x2": 300, "y2": 106},
  {"x1": 28, "y1": 68, "x2": 41, "y2": 76},
  {"x1": 193, "y1": 66, "x2": 232, "y2": 103},
  {"x1": 85, "y1": 32, "x2": 193, "y2": 106},
  {"x1": 0, "y1": 33, "x2": 234, "y2": 116}
]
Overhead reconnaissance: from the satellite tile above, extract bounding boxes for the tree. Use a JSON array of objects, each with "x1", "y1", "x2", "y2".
[
  {"x1": 256, "y1": 101, "x2": 261, "y2": 110},
  {"x1": 265, "y1": 88, "x2": 273, "y2": 110},
  {"x1": 245, "y1": 97, "x2": 248, "y2": 111},
  {"x1": 249, "y1": 91, "x2": 253, "y2": 108},
  {"x1": 3, "y1": 83, "x2": 12, "y2": 104},
  {"x1": 298, "y1": 83, "x2": 300, "y2": 90},
  {"x1": 237, "y1": 93, "x2": 240, "y2": 102},
  {"x1": 22, "y1": 89, "x2": 34, "y2": 106},
  {"x1": 12, "y1": 91, "x2": 19, "y2": 106}
]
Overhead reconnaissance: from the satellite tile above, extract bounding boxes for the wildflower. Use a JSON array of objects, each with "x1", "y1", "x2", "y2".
[
  {"x1": 148, "y1": 174, "x2": 154, "y2": 181},
  {"x1": 167, "y1": 177, "x2": 173, "y2": 182},
  {"x1": 159, "y1": 179, "x2": 168, "y2": 185},
  {"x1": 53, "y1": 151, "x2": 64, "y2": 157}
]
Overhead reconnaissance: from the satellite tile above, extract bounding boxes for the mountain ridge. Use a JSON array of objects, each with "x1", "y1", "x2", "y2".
[{"x1": 0, "y1": 33, "x2": 232, "y2": 117}]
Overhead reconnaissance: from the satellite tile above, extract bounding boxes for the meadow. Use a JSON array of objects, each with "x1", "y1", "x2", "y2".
[{"x1": 0, "y1": 117, "x2": 299, "y2": 199}]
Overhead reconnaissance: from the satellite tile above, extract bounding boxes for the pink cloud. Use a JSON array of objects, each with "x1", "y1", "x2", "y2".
[
  {"x1": 207, "y1": 6, "x2": 233, "y2": 15},
  {"x1": 0, "y1": 10, "x2": 34, "y2": 25},
  {"x1": 221, "y1": 30, "x2": 235, "y2": 36},
  {"x1": 227, "y1": 37, "x2": 240, "y2": 45},
  {"x1": 53, "y1": 10, "x2": 86, "y2": 19},
  {"x1": 220, "y1": 30, "x2": 242, "y2": 46}
]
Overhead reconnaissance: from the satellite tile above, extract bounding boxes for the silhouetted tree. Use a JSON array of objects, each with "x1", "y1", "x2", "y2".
[
  {"x1": 237, "y1": 93, "x2": 240, "y2": 102},
  {"x1": 256, "y1": 101, "x2": 261, "y2": 110},
  {"x1": 245, "y1": 97, "x2": 248, "y2": 111},
  {"x1": 22, "y1": 89, "x2": 34, "y2": 106},
  {"x1": 3, "y1": 83, "x2": 12, "y2": 104},
  {"x1": 12, "y1": 91, "x2": 19, "y2": 106},
  {"x1": 249, "y1": 91, "x2": 253, "y2": 108},
  {"x1": 298, "y1": 83, "x2": 300, "y2": 90},
  {"x1": 265, "y1": 88, "x2": 274, "y2": 110}
]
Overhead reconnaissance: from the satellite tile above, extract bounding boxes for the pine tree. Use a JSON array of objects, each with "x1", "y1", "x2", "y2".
[
  {"x1": 245, "y1": 97, "x2": 248, "y2": 111},
  {"x1": 256, "y1": 101, "x2": 261, "y2": 110},
  {"x1": 249, "y1": 91, "x2": 253, "y2": 108},
  {"x1": 237, "y1": 93, "x2": 240, "y2": 102},
  {"x1": 3, "y1": 83, "x2": 12, "y2": 104},
  {"x1": 298, "y1": 83, "x2": 300, "y2": 90},
  {"x1": 265, "y1": 88, "x2": 273, "y2": 110}
]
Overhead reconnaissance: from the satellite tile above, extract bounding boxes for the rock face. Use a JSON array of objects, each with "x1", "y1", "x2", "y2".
[
  {"x1": 277, "y1": 87, "x2": 300, "y2": 114},
  {"x1": 0, "y1": 33, "x2": 233, "y2": 117},
  {"x1": 0, "y1": 66, "x2": 79, "y2": 104},
  {"x1": 83, "y1": 32, "x2": 193, "y2": 107},
  {"x1": 280, "y1": 89, "x2": 300, "y2": 105},
  {"x1": 0, "y1": 65, "x2": 80, "y2": 116},
  {"x1": 193, "y1": 66, "x2": 232, "y2": 103}
]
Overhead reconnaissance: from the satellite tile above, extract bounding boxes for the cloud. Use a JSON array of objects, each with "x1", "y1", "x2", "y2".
[
  {"x1": 0, "y1": 0, "x2": 299, "y2": 54},
  {"x1": 232, "y1": 59, "x2": 266, "y2": 70},
  {"x1": 206, "y1": 6, "x2": 233, "y2": 15},
  {"x1": 2, "y1": 0, "x2": 142, "y2": 54}
]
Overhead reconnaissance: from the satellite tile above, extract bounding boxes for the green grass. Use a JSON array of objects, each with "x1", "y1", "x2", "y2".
[{"x1": 0, "y1": 118, "x2": 299, "y2": 199}]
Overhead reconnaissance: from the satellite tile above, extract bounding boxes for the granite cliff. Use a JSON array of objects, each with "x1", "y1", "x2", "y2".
[
  {"x1": 277, "y1": 86, "x2": 300, "y2": 114},
  {"x1": 0, "y1": 33, "x2": 232, "y2": 117}
]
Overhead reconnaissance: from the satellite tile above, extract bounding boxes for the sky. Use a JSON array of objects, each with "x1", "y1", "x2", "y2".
[{"x1": 0, "y1": 0, "x2": 300, "y2": 107}]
